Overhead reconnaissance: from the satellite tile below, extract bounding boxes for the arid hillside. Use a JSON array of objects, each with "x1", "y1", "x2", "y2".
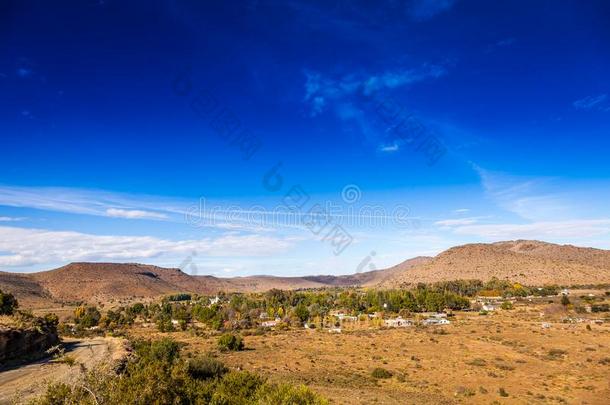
[
  {"x1": 0, "y1": 271, "x2": 52, "y2": 307},
  {"x1": 0, "y1": 257, "x2": 432, "y2": 305},
  {"x1": 382, "y1": 240, "x2": 610, "y2": 287},
  {"x1": 29, "y1": 263, "x2": 221, "y2": 303},
  {"x1": 1, "y1": 240, "x2": 609, "y2": 305}
]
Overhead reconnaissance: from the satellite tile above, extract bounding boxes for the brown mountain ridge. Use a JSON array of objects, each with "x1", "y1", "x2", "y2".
[{"x1": 1, "y1": 240, "x2": 609, "y2": 306}]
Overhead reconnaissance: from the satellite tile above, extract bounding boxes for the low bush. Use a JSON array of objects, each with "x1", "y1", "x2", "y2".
[
  {"x1": 217, "y1": 333, "x2": 244, "y2": 352},
  {"x1": 591, "y1": 304, "x2": 610, "y2": 312},
  {"x1": 371, "y1": 367, "x2": 393, "y2": 379},
  {"x1": 187, "y1": 355, "x2": 228, "y2": 380},
  {"x1": 466, "y1": 358, "x2": 487, "y2": 367},
  {"x1": 546, "y1": 348, "x2": 568, "y2": 360}
]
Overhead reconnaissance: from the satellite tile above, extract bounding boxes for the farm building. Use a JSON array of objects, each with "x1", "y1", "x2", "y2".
[
  {"x1": 422, "y1": 318, "x2": 451, "y2": 326},
  {"x1": 261, "y1": 318, "x2": 281, "y2": 328},
  {"x1": 384, "y1": 317, "x2": 413, "y2": 328}
]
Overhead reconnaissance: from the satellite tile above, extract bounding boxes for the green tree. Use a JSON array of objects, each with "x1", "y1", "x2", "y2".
[
  {"x1": 294, "y1": 304, "x2": 310, "y2": 323},
  {"x1": 74, "y1": 305, "x2": 101, "y2": 328}
]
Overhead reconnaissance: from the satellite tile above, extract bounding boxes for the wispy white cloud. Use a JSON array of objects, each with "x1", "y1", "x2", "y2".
[
  {"x1": 379, "y1": 143, "x2": 399, "y2": 153},
  {"x1": 435, "y1": 217, "x2": 480, "y2": 226},
  {"x1": 106, "y1": 208, "x2": 168, "y2": 220},
  {"x1": 457, "y1": 164, "x2": 610, "y2": 242},
  {"x1": 573, "y1": 94, "x2": 609, "y2": 112},
  {"x1": 473, "y1": 166, "x2": 569, "y2": 221},
  {"x1": 303, "y1": 65, "x2": 447, "y2": 154},
  {"x1": 0, "y1": 185, "x2": 183, "y2": 221},
  {"x1": 0, "y1": 216, "x2": 26, "y2": 222},
  {"x1": 452, "y1": 219, "x2": 610, "y2": 240},
  {"x1": 303, "y1": 64, "x2": 447, "y2": 117},
  {"x1": 453, "y1": 208, "x2": 470, "y2": 214},
  {"x1": 0, "y1": 225, "x2": 293, "y2": 267}
]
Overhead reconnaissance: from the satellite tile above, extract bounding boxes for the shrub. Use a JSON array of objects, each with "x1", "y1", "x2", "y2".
[
  {"x1": 466, "y1": 358, "x2": 487, "y2": 367},
  {"x1": 217, "y1": 333, "x2": 244, "y2": 352},
  {"x1": 0, "y1": 289, "x2": 18, "y2": 315},
  {"x1": 134, "y1": 337, "x2": 181, "y2": 364},
  {"x1": 591, "y1": 304, "x2": 610, "y2": 312},
  {"x1": 74, "y1": 305, "x2": 101, "y2": 328},
  {"x1": 501, "y1": 301, "x2": 513, "y2": 310},
  {"x1": 560, "y1": 295, "x2": 570, "y2": 307},
  {"x1": 56, "y1": 355, "x2": 77, "y2": 367},
  {"x1": 187, "y1": 355, "x2": 228, "y2": 380},
  {"x1": 499, "y1": 387, "x2": 509, "y2": 397},
  {"x1": 210, "y1": 371, "x2": 263, "y2": 404},
  {"x1": 155, "y1": 313, "x2": 175, "y2": 332},
  {"x1": 371, "y1": 367, "x2": 393, "y2": 379},
  {"x1": 256, "y1": 383, "x2": 329, "y2": 404},
  {"x1": 546, "y1": 348, "x2": 568, "y2": 360}
]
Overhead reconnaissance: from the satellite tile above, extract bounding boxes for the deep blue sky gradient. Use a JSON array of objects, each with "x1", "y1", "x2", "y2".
[{"x1": 1, "y1": 0, "x2": 610, "y2": 274}]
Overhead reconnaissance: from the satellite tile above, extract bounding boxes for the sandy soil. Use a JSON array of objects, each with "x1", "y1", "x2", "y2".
[{"x1": 133, "y1": 309, "x2": 610, "y2": 404}]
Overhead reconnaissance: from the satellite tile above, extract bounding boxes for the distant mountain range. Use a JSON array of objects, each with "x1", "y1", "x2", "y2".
[{"x1": 2, "y1": 240, "x2": 610, "y2": 306}]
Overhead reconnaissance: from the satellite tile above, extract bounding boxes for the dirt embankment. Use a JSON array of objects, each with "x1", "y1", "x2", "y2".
[
  {"x1": 0, "y1": 323, "x2": 59, "y2": 365},
  {"x1": 0, "y1": 336, "x2": 127, "y2": 404}
]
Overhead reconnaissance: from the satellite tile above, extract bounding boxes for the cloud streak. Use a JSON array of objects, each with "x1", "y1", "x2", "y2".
[
  {"x1": 0, "y1": 184, "x2": 184, "y2": 221},
  {"x1": 304, "y1": 64, "x2": 447, "y2": 117},
  {"x1": 435, "y1": 217, "x2": 481, "y2": 226},
  {"x1": 451, "y1": 219, "x2": 610, "y2": 240},
  {"x1": 474, "y1": 166, "x2": 570, "y2": 222},
  {"x1": 106, "y1": 208, "x2": 168, "y2": 220},
  {"x1": 0, "y1": 225, "x2": 293, "y2": 268},
  {"x1": 573, "y1": 94, "x2": 608, "y2": 111},
  {"x1": 0, "y1": 216, "x2": 26, "y2": 222}
]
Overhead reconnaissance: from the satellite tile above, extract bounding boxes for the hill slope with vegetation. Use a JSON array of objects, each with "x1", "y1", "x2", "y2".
[{"x1": 0, "y1": 241, "x2": 609, "y2": 305}]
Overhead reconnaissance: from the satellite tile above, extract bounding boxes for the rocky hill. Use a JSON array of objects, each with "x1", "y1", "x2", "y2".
[
  {"x1": 1, "y1": 240, "x2": 609, "y2": 305},
  {"x1": 380, "y1": 240, "x2": 610, "y2": 287}
]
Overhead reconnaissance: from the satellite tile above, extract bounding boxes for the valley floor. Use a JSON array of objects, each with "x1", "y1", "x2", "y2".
[{"x1": 132, "y1": 311, "x2": 610, "y2": 404}]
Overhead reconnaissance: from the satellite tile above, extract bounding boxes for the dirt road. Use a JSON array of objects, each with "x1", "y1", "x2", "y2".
[{"x1": 0, "y1": 337, "x2": 125, "y2": 404}]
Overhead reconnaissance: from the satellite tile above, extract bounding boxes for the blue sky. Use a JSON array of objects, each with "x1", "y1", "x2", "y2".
[{"x1": 1, "y1": 0, "x2": 610, "y2": 275}]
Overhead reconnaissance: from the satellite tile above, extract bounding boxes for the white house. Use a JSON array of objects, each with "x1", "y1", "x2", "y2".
[
  {"x1": 422, "y1": 318, "x2": 450, "y2": 326},
  {"x1": 384, "y1": 317, "x2": 413, "y2": 328},
  {"x1": 209, "y1": 296, "x2": 220, "y2": 305},
  {"x1": 482, "y1": 303, "x2": 498, "y2": 312},
  {"x1": 337, "y1": 314, "x2": 358, "y2": 322},
  {"x1": 261, "y1": 318, "x2": 281, "y2": 328}
]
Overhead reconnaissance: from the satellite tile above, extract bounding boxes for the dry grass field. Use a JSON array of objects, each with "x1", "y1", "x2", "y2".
[{"x1": 129, "y1": 302, "x2": 610, "y2": 404}]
